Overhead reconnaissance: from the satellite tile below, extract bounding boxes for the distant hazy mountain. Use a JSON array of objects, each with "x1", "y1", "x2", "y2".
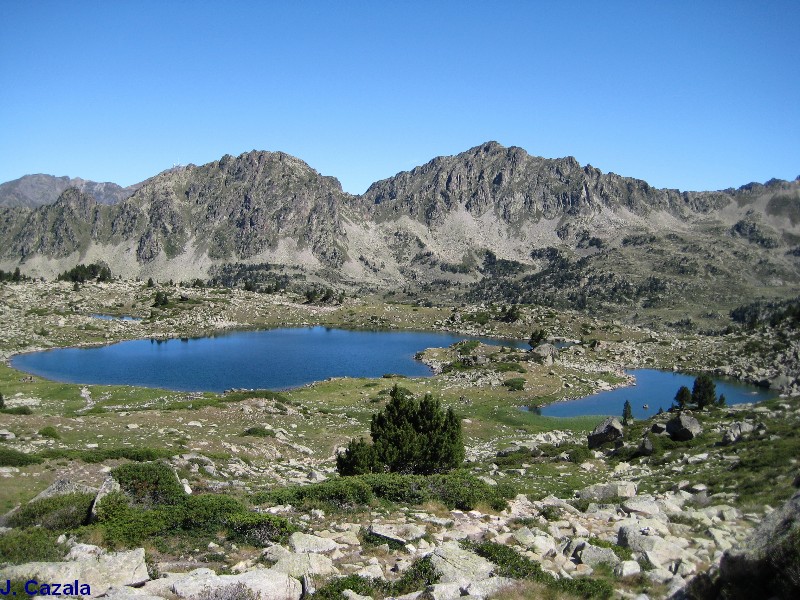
[
  {"x1": 0, "y1": 174, "x2": 138, "y2": 208},
  {"x1": 0, "y1": 143, "x2": 798, "y2": 316}
]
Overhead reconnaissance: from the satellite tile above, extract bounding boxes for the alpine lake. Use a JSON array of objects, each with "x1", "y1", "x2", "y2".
[{"x1": 11, "y1": 327, "x2": 775, "y2": 416}]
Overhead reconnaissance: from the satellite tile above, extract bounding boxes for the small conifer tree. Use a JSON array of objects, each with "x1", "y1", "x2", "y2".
[
  {"x1": 675, "y1": 386, "x2": 692, "y2": 410},
  {"x1": 692, "y1": 375, "x2": 717, "y2": 409},
  {"x1": 337, "y1": 385, "x2": 464, "y2": 476},
  {"x1": 622, "y1": 400, "x2": 633, "y2": 425}
]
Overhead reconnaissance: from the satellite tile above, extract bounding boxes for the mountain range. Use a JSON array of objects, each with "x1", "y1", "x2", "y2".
[{"x1": 1, "y1": 142, "x2": 798, "y2": 320}]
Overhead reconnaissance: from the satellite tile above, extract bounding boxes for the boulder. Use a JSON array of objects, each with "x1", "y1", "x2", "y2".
[
  {"x1": 716, "y1": 489, "x2": 800, "y2": 598},
  {"x1": 270, "y1": 553, "x2": 339, "y2": 578},
  {"x1": 531, "y1": 343, "x2": 558, "y2": 366},
  {"x1": 0, "y1": 429, "x2": 16, "y2": 440},
  {"x1": 722, "y1": 421, "x2": 755, "y2": 445},
  {"x1": 171, "y1": 569, "x2": 301, "y2": 599},
  {"x1": 637, "y1": 436, "x2": 654, "y2": 456},
  {"x1": 617, "y1": 526, "x2": 683, "y2": 568},
  {"x1": 3, "y1": 547, "x2": 149, "y2": 598},
  {"x1": 587, "y1": 417, "x2": 624, "y2": 449},
  {"x1": 578, "y1": 481, "x2": 637, "y2": 501},
  {"x1": 576, "y1": 543, "x2": 621, "y2": 567},
  {"x1": 651, "y1": 422, "x2": 667, "y2": 434},
  {"x1": 430, "y1": 541, "x2": 495, "y2": 585},
  {"x1": 622, "y1": 497, "x2": 661, "y2": 517},
  {"x1": 666, "y1": 414, "x2": 702, "y2": 441},
  {"x1": 614, "y1": 560, "x2": 642, "y2": 577},
  {"x1": 369, "y1": 523, "x2": 426, "y2": 544},
  {"x1": 288, "y1": 532, "x2": 339, "y2": 554},
  {"x1": 90, "y1": 476, "x2": 121, "y2": 522},
  {"x1": 31, "y1": 478, "x2": 98, "y2": 502}
]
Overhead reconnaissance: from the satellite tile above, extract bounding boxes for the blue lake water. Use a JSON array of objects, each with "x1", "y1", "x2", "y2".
[
  {"x1": 11, "y1": 327, "x2": 525, "y2": 393},
  {"x1": 531, "y1": 369, "x2": 776, "y2": 419}
]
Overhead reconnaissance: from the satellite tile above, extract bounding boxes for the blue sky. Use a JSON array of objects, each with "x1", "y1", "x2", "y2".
[{"x1": 1, "y1": 1, "x2": 798, "y2": 194}]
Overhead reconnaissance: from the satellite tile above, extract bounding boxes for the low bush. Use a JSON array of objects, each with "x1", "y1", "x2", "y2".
[
  {"x1": 494, "y1": 362, "x2": 527, "y2": 373},
  {"x1": 182, "y1": 494, "x2": 246, "y2": 532},
  {"x1": 0, "y1": 406, "x2": 33, "y2": 415},
  {"x1": 0, "y1": 446, "x2": 42, "y2": 466},
  {"x1": 587, "y1": 537, "x2": 633, "y2": 561},
  {"x1": 38, "y1": 446, "x2": 174, "y2": 463},
  {"x1": 465, "y1": 540, "x2": 614, "y2": 598},
  {"x1": 191, "y1": 583, "x2": 263, "y2": 600},
  {"x1": 95, "y1": 495, "x2": 184, "y2": 546},
  {"x1": 358, "y1": 472, "x2": 428, "y2": 504},
  {"x1": 38, "y1": 426, "x2": 61, "y2": 439},
  {"x1": 112, "y1": 461, "x2": 186, "y2": 506},
  {"x1": 224, "y1": 512, "x2": 297, "y2": 545},
  {"x1": 0, "y1": 527, "x2": 65, "y2": 563},
  {"x1": 241, "y1": 426, "x2": 275, "y2": 438},
  {"x1": 257, "y1": 477, "x2": 374, "y2": 510},
  {"x1": 7, "y1": 492, "x2": 94, "y2": 530},
  {"x1": 503, "y1": 377, "x2": 526, "y2": 391}
]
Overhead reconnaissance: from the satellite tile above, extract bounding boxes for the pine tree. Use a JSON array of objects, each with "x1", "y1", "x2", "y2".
[
  {"x1": 337, "y1": 385, "x2": 464, "y2": 476},
  {"x1": 0, "y1": 392, "x2": 4, "y2": 409},
  {"x1": 675, "y1": 386, "x2": 692, "y2": 410},
  {"x1": 692, "y1": 375, "x2": 717, "y2": 409},
  {"x1": 717, "y1": 394, "x2": 726, "y2": 408},
  {"x1": 622, "y1": 400, "x2": 633, "y2": 425}
]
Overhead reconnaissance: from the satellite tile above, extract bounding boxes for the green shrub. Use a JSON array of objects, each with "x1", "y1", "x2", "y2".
[
  {"x1": 0, "y1": 446, "x2": 42, "y2": 466},
  {"x1": 338, "y1": 385, "x2": 464, "y2": 476},
  {"x1": 312, "y1": 575, "x2": 385, "y2": 600},
  {"x1": 568, "y1": 446, "x2": 591, "y2": 464},
  {"x1": 112, "y1": 462, "x2": 186, "y2": 506},
  {"x1": 0, "y1": 528, "x2": 65, "y2": 564},
  {"x1": 391, "y1": 556, "x2": 440, "y2": 594},
  {"x1": 587, "y1": 537, "x2": 633, "y2": 561},
  {"x1": 7, "y1": 492, "x2": 94, "y2": 530},
  {"x1": 38, "y1": 426, "x2": 61, "y2": 440},
  {"x1": 427, "y1": 470, "x2": 513, "y2": 511},
  {"x1": 455, "y1": 340, "x2": 480, "y2": 355},
  {"x1": 257, "y1": 477, "x2": 374, "y2": 510},
  {"x1": 182, "y1": 494, "x2": 246, "y2": 532},
  {"x1": 224, "y1": 512, "x2": 297, "y2": 545},
  {"x1": 241, "y1": 426, "x2": 275, "y2": 438},
  {"x1": 503, "y1": 377, "x2": 526, "y2": 391},
  {"x1": 494, "y1": 362, "x2": 527, "y2": 373},
  {"x1": 358, "y1": 472, "x2": 428, "y2": 504},
  {"x1": 464, "y1": 540, "x2": 548, "y2": 580},
  {"x1": 465, "y1": 540, "x2": 613, "y2": 598},
  {"x1": 0, "y1": 406, "x2": 33, "y2": 415}
]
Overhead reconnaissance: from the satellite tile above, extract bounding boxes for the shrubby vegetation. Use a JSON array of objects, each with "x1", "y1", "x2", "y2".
[
  {"x1": 253, "y1": 470, "x2": 515, "y2": 512},
  {"x1": 337, "y1": 385, "x2": 464, "y2": 476}
]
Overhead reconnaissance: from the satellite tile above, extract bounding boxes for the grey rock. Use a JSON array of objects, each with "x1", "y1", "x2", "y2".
[
  {"x1": 90, "y1": 476, "x2": 121, "y2": 522},
  {"x1": 430, "y1": 541, "x2": 495, "y2": 585},
  {"x1": 3, "y1": 547, "x2": 149, "y2": 598},
  {"x1": 270, "y1": 552, "x2": 339, "y2": 578},
  {"x1": 614, "y1": 560, "x2": 642, "y2": 577},
  {"x1": 288, "y1": 532, "x2": 339, "y2": 554},
  {"x1": 171, "y1": 569, "x2": 301, "y2": 599},
  {"x1": 666, "y1": 414, "x2": 703, "y2": 441},
  {"x1": 722, "y1": 421, "x2": 755, "y2": 445},
  {"x1": 369, "y1": 523, "x2": 426, "y2": 544},
  {"x1": 31, "y1": 478, "x2": 98, "y2": 502},
  {"x1": 578, "y1": 481, "x2": 637, "y2": 501},
  {"x1": 587, "y1": 417, "x2": 624, "y2": 449},
  {"x1": 576, "y1": 543, "x2": 621, "y2": 567}
]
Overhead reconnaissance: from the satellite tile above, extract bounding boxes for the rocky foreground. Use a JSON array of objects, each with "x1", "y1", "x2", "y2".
[{"x1": 3, "y1": 398, "x2": 798, "y2": 600}]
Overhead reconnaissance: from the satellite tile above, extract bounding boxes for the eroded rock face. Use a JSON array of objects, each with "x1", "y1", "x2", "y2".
[
  {"x1": 587, "y1": 417, "x2": 624, "y2": 449},
  {"x1": 666, "y1": 414, "x2": 702, "y2": 441}
]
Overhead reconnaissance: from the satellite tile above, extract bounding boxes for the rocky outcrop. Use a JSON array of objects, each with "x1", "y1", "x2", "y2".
[
  {"x1": 587, "y1": 417, "x2": 624, "y2": 449},
  {"x1": 666, "y1": 414, "x2": 703, "y2": 441}
]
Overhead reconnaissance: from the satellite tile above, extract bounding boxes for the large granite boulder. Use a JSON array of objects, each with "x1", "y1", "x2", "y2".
[
  {"x1": 587, "y1": 417, "x2": 624, "y2": 449},
  {"x1": 722, "y1": 421, "x2": 755, "y2": 445},
  {"x1": 666, "y1": 413, "x2": 702, "y2": 441}
]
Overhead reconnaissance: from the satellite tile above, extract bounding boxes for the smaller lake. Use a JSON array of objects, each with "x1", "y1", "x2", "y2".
[
  {"x1": 530, "y1": 369, "x2": 777, "y2": 419},
  {"x1": 12, "y1": 327, "x2": 526, "y2": 393},
  {"x1": 91, "y1": 314, "x2": 142, "y2": 322}
]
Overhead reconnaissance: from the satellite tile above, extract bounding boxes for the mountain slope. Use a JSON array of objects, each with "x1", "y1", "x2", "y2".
[
  {"x1": 1, "y1": 143, "x2": 798, "y2": 321},
  {"x1": 0, "y1": 174, "x2": 138, "y2": 208}
]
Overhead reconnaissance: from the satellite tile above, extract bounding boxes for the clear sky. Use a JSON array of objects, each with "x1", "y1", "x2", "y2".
[{"x1": 1, "y1": 1, "x2": 798, "y2": 194}]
